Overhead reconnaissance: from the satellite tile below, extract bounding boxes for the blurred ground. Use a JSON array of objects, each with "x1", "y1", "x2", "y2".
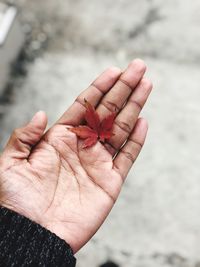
[{"x1": 0, "y1": 0, "x2": 200, "y2": 266}]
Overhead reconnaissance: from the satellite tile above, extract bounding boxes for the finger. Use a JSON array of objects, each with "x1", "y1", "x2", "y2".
[
  {"x1": 96, "y1": 59, "x2": 146, "y2": 119},
  {"x1": 2, "y1": 111, "x2": 47, "y2": 163},
  {"x1": 108, "y1": 78, "x2": 152, "y2": 152},
  {"x1": 113, "y1": 118, "x2": 148, "y2": 181},
  {"x1": 57, "y1": 67, "x2": 122, "y2": 126}
]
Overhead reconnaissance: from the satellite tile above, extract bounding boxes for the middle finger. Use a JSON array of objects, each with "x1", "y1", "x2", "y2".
[
  {"x1": 96, "y1": 59, "x2": 146, "y2": 120},
  {"x1": 106, "y1": 77, "x2": 153, "y2": 154}
]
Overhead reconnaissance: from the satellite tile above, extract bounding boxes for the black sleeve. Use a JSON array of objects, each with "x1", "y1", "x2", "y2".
[{"x1": 0, "y1": 206, "x2": 76, "y2": 267}]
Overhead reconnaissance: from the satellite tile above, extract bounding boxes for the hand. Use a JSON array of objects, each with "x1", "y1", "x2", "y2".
[{"x1": 0, "y1": 59, "x2": 152, "y2": 253}]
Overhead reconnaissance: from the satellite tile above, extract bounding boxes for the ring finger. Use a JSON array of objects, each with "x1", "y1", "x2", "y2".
[{"x1": 106, "y1": 78, "x2": 153, "y2": 155}]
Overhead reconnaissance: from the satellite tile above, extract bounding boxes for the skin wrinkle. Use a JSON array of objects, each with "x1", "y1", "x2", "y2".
[
  {"x1": 9, "y1": 153, "x2": 28, "y2": 161},
  {"x1": 0, "y1": 180, "x2": 23, "y2": 205},
  {"x1": 13, "y1": 127, "x2": 43, "y2": 148},
  {"x1": 62, "y1": 153, "x2": 81, "y2": 166},
  {"x1": 42, "y1": 162, "x2": 61, "y2": 216},
  {"x1": 62, "y1": 156, "x2": 82, "y2": 205},
  {"x1": 102, "y1": 142, "x2": 116, "y2": 156},
  {"x1": 14, "y1": 137, "x2": 31, "y2": 150},
  {"x1": 106, "y1": 103, "x2": 142, "y2": 149},
  {"x1": 27, "y1": 134, "x2": 51, "y2": 161},
  {"x1": 93, "y1": 68, "x2": 122, "y2": 85},
  {"x1": 74, "y1": 98, "x2": 87, "y2": 109},
  {"x1": 20, "y1": 130, "x2": 36, "y2": 143},
  {"x1": 118, "y1": 78, "x2": 136, "y2": 91},
  {"x1": 7, "y1": 142, "x2": 30, "y2": 160},
  {"x1": 59, "y1": 136, "x2": 79, "y2": 156},
  {"x1": 0, "y1": 199, "x2": 30, "y2": 220},
  {"x1": 90, "y1": 83, "x2": 105, "y2": 97},
  {"x1": 99, "y1": 97, "x2": 143, "y2": 151},
  {"x1": 84, "y1": 170, "x2": 115, "y2": 204},
  {"x1": 104, "y1": 142, "x2": 118, "y2": 157},
  {"x1": 114, "y1": 120, "x2": 132, "y2": 134},
  {"x1": 44, "y1": 174, "x2": 68, "y2": 217},
  {"x1": 110, "y1": 97, "x2": 142, "y2": 140},
  {"x1": 87, "y1": 161, "x2": 113, "y2": 185},
  {"x1": 113, "y1": 164, "x2": 126, "y2": 181},
  {"x1": 60, "y1": 158, "x2": 75, "y2": 177},
  {"x1": 83, "y1": 158, "x2": 110, "y2": 168},
  {"x1": 106, "y1": 135, "x2": 126, "y2": 151},
  {"x1": 29, "y1": 168, "x2": 45, "y2": 185},
  {"x1": 0, "y1": 160, "x2": 24, "y2": 176},
  {"x1": 14, "y1": 167, "x2": 44, "y2": 196},
  {"x1": 45, "y1": 133, "x2": 85, "y2": 205},
  {"x1": 58, "y1": 138, "x2": 86, "y2": 175},
  {"x1": 110, "y1": 159, "x2": 124, "y2": 185},
  {"x1": 47, "y1": 131, "x2": 115, "y2": 206},
  {"x1": 113, "y1": 136, "x2": 144, "y2": 180},
  {"x1": 46, "y1": 132, "x2": 75, "y2": 145},
  {"x1": 120, "y1": 150, "x2": 136, "y2": 164},
  {"x1": 87, "y1": 159, "x2": 123, "y2": 195},
  {"x1": 0, "y1": 169, "x2": 42, "y2": 209},
  {"x1": 128, "y1": 138, "x2": 143, "y2": 148},
  {"x1": 76, "y1": 143, "x2": 124, "y2": 199},
  {"x1": 56, "y1": 218, "x2": 78, "y2": 225},
  {"x1": 78, "y1": 146, "x2": 116, "y2": 204},
  {"x1": 129, "y1": 98, "x2": 143, "y2": 111},
  {"x1": 42, "y1": 216, "x2": 80, "y2": 245},
  {"x1": 34, "y1": 139, "x2": 63, "y2": 216},
  {"x1": 100, "y1": 100, "x2": 120, "y2": 113}
]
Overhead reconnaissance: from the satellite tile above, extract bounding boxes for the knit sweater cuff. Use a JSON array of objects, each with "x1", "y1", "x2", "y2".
[{"x1": 0, "y1": 206, "x2": 76, "y2": 267}]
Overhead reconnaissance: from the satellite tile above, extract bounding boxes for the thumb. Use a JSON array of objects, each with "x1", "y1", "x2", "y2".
[{"x1": 2, "y1": 111, "x2": 48, "y2": 162}]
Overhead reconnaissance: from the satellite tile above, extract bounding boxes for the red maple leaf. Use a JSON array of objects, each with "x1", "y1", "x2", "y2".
[{"x1": 70, "y1": 99, "x2": 116, "y2": 148}]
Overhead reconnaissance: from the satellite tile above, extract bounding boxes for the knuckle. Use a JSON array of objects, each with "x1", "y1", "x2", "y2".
[
  {"x1": 122, "y1": 150, "x2": 135, "y2": 163},
  {"x1": 129, "y1": 99, "x2": 142, "y2": 111},
  {"x1": 129, "y1": 139, "x2": 143, "y2": 152},
  {"x1": 115, "y1": 120, "x2": 131, "y2": 133},
  {"x1": 102, "y1": 100, "x2": 120, "y2": 112},
  {"x1": 74, "y1": 96, "x2": 84, "y2": 106}
]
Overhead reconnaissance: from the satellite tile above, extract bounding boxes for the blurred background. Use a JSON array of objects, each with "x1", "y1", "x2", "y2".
[{"x1": 0, "y1": 0, "x2": 200, "y2": 266}]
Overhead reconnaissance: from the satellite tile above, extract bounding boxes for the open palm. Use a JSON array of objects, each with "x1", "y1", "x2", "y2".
[{"x1": 0, "y1": 59, "x2": 152, "y2": 253}]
